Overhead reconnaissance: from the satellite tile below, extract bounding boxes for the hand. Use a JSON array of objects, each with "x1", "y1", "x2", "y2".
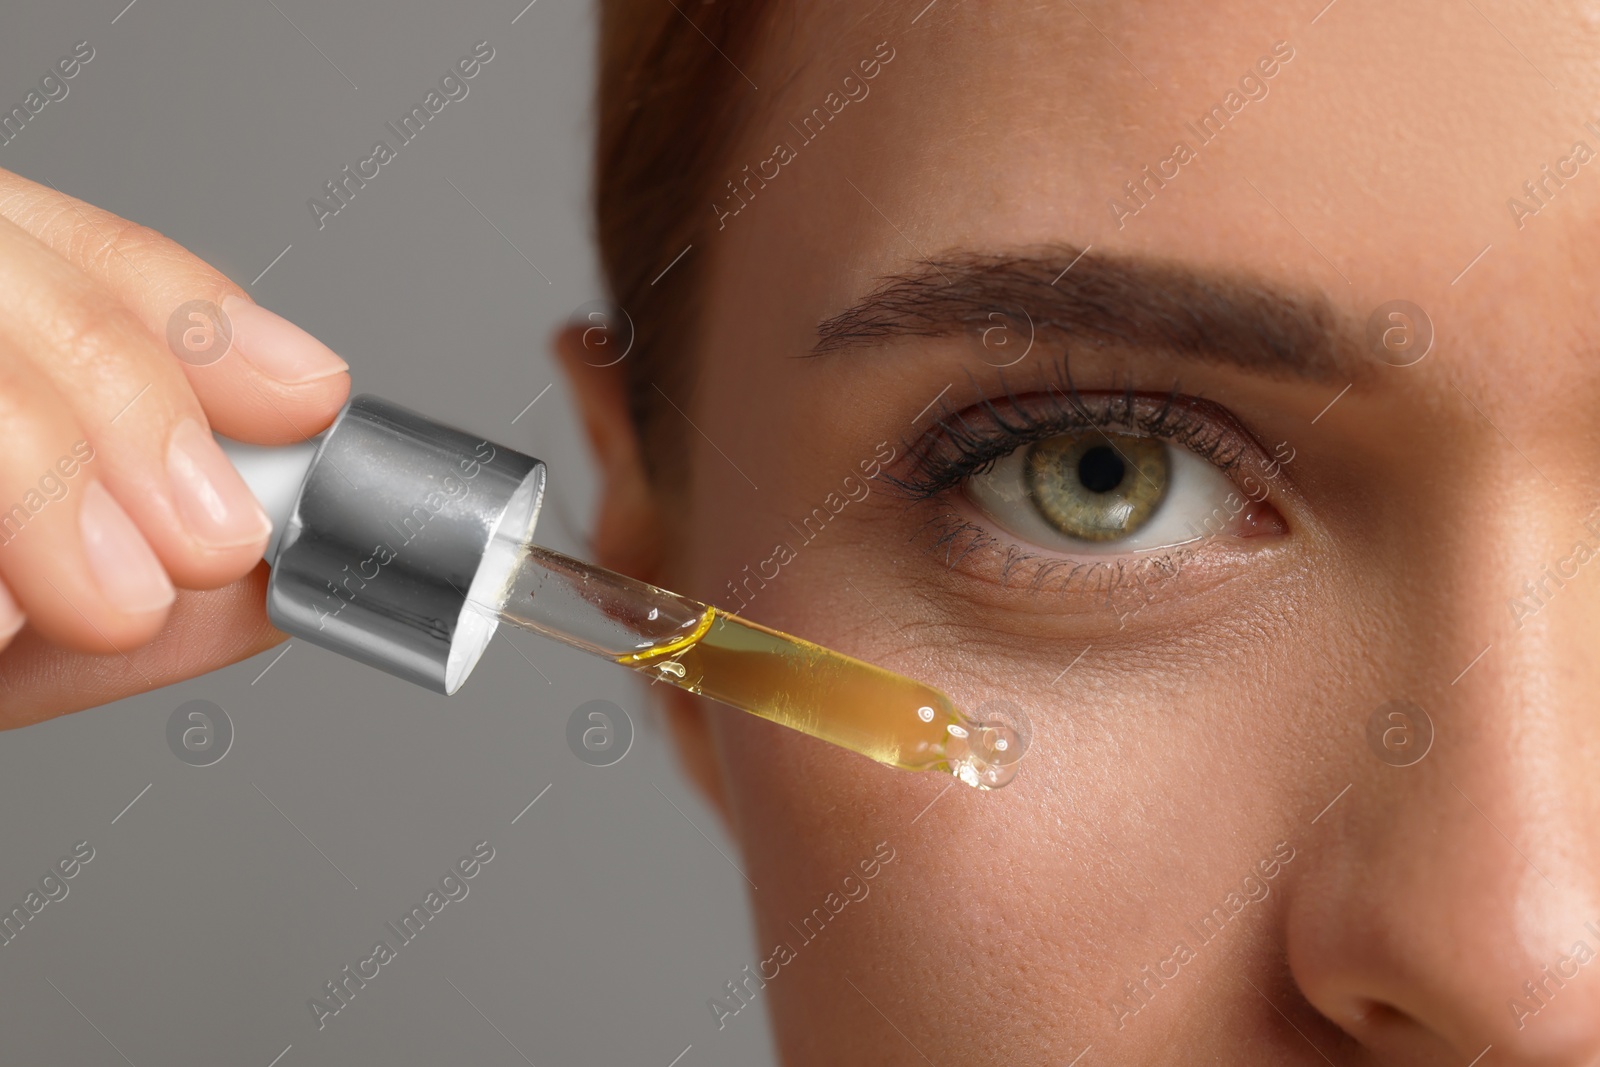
[{"x1": 0, "y1": 169, "x2": 350, "y2": 728}]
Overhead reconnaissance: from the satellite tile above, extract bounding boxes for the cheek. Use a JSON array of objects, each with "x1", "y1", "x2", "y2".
[
  {"x1": 713, "y1": 685, "x2": 1185, "y2": 1055},
  {"x1": 679, "y1": 524, "x2": 1329, "y2": 1052},
  {"x1": 684, "y1": 536, "x2": 1114, "y2": 1044}
]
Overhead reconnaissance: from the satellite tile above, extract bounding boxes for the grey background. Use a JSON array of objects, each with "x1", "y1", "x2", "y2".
[{"x1": 0, "y1": 2, "x2": 775, "y2": 1065}]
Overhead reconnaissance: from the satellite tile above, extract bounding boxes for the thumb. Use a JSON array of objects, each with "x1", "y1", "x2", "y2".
[{"x1": 0, "y1": 563, "x2": 282, "y2": 730}]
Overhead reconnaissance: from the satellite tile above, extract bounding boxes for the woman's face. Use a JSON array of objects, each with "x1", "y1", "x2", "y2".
[{"x1": 582, "y1": 2, "x2": 1600, "y2": 1062}]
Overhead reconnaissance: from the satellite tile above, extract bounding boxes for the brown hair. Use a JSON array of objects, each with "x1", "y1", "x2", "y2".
[{"x1": 593, "y1": 1, "x2": 778, "y2": 483}]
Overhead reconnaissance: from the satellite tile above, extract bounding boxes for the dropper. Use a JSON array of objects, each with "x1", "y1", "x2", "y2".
[
  {"x1": 220, "y1": 394, "x2": 1026, "y2": 790},
  {"x1": 486, "y1": 542, "x2": 1023, "y2": 788}
]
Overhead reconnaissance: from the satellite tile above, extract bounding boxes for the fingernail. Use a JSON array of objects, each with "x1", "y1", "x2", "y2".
[
  {"x1": 0, "y1": 580, "x2": 24, "y2": 641},
  {"x1": 79, "y1": 481, "x2": 176, "y2": 614},
  {"x1": 166, "y1": 418, "x2": 273, "y2": 550},
  {"x1": 220, "y1": 294, "x2": 348, "y2": 384}
]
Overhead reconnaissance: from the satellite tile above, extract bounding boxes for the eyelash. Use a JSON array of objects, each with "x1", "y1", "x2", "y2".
[
  {"x1": 884, "y1": 372, "x2": 1274, "y2": 597},
  {"x1": 889, "y1": 383, "x2": 1246, "y2": 499}
]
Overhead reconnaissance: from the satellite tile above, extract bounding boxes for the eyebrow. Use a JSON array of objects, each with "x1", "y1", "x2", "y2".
[{"x1": 811, "y1": 246, "x2": 1358, "y2": 382}]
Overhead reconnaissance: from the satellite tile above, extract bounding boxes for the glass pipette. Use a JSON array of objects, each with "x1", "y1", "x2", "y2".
[{"x1": 480, "y1": 543, "x2": 1026, "y2": 790}]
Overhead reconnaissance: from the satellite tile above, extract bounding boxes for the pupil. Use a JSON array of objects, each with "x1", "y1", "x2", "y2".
[{"x1": 1077, "y1": 446, "x2": 1125, "y2": 494}]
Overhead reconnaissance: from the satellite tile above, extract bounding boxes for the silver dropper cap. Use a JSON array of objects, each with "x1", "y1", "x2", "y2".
[{"x1": 237, "y1": 394, "x2": 546, "y2": 695}]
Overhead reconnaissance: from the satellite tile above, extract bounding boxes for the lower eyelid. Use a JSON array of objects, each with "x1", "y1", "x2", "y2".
[
  {"x1": 905, "y1": 468, "x2": 1290, "y2": 608},
  {"x1": 901, "y1": 502, "x2": 1295, "y2": 637},
  {"x1": 913, "y1": 504, "x2": 1194, "y2": 592}
]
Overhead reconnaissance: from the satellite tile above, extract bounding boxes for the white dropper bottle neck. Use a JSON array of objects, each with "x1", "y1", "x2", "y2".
[{"x1": 214, "y1": 435, "x2": 322, "y2": 563}]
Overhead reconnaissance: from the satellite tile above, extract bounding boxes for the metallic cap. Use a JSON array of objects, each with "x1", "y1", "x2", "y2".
[{"x1": 265, "y1": 394, "x2": 546, "y2": 694}]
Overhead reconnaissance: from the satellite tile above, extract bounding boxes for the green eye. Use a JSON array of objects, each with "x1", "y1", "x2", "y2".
[{"x1": 1024, "y1": 433, "x2": 1170, "y2": 542}]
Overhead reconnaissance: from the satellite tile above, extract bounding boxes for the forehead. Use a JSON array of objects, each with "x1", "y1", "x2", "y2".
[{"x1": 712, "y1": 0, "x2": 1600, "y2": 391}]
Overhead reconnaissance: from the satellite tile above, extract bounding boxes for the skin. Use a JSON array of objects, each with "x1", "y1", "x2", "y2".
[
  {"x1": 0, "y1": 172, "x2": 348, "y2": 725},
  {"x1": 9, "y1": 0, "x2": 1600, "y2": 1062},
  {"x1": 556, "y1": 1, "x2": 1600, "y2": 1064}
]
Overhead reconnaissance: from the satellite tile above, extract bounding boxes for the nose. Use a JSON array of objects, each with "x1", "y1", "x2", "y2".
[
  {"x1": 1286, "y1": 778, "x2": 1600, "y2": 1064},
  {"x1": 1283, "y1": 515, "x2": 1600, "y2": 1064}
]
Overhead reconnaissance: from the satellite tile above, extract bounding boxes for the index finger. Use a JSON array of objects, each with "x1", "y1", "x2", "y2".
[{"x1": 0, "y1": 169, "x2": 350, "y2": 444}]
